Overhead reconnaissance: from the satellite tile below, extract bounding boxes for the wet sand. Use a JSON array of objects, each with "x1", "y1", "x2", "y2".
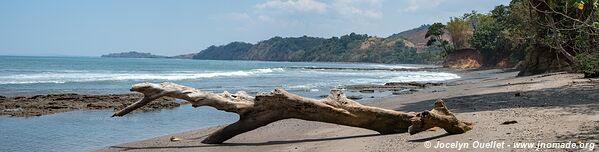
[{"x1": 98, "y1": 69, "x2": 599, "y2": 152}]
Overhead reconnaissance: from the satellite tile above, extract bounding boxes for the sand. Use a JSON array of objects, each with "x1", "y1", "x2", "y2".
[{"x1": 99, "y1": 69, "x2": 599, "y2": 152}]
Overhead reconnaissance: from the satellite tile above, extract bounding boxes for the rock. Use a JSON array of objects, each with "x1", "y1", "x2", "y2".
[
  {"x1": 501, "y1": 120, "x2": 518, "y2": 125},
  {"x1": 86, "y1": 102, "x2": 112, "y2": 109},
  {"x1": 359, "y1": 90, "x2": 375, "y2": 93},
  {"x1": 347, "y1": 96, "x2": 363, "y2": 100},
  {"x1": 515, "y1": 92, "x2": 522, "y2": 97},
  {"x1": 170, "y1": 136, "x2": 182, "y2": 142},
  {"x1": 444, "y1": 48, "x2": 483, "y2": 69},
  {"x1": 384, "y1": 82, "x2": 443, "y2": 88},
  {"x1": 517, "y1": 47, "x2": 573, "y2": 76},
  {"x1": 1, "y1": 93, "x2": 182, "y2": 117}
]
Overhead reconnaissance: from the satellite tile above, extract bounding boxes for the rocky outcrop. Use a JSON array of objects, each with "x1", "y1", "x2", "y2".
[
  {"x1": 517, "y1": 47, "x2": 573, "y2": 76},
  {"x1": 0, "y1": 93, "x2": 182, "y2": 117},
  {"x1": 444, "y1": 48, "x2": 483, "y2": 69}
]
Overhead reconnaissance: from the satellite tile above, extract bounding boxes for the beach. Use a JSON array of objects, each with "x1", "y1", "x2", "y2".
[
  {"x1": 98, "y1": 69, "x2": 599, "y2": 152},
  {"x1": 3, "y1": 0, "x2": 598, "y2": 151},
  {"x1": 0, "y1": 57, "x2": 466, "y2": 152}
]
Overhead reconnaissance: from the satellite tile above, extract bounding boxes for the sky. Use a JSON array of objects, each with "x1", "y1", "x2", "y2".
[{"x1": 0, "y1": 0, "x2": 510, "y2": 56}]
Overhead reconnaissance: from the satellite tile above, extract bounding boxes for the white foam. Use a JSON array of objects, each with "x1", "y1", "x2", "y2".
[
  {"x1": 389, "y1": 72, "x2": 460, "y2": 82},
  {"x1": 0, "y1": 68, "x2": 285, "y2": 84}
]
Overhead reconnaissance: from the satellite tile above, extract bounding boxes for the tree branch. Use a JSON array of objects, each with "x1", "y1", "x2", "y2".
[{"x1": 113, "y1": 82, "x2": 473, "y2": 144}]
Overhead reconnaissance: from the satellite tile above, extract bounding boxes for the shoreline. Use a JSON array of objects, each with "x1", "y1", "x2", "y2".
[
  {"x1": 0, "y1": 67, "x2": 460, "y2": 117},
  {"x1": 98, "y1": 69, "x2": 599, "y2": 152}
]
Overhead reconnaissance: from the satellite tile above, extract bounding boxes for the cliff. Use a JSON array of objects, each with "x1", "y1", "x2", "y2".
[{"x1": 444, "y1": 48, "x2": 483, "y2": 69}]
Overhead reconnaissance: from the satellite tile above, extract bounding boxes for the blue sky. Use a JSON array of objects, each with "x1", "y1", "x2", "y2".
[{"x1": 0, "y1": 0, "x2": 510, "y2": 56}]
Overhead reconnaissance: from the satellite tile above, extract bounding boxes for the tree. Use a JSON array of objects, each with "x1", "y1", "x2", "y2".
[
  {"x1": 517, "y1": 0, "x2": 599, "y2": 77},
  {"x1": 446, "y1": 18, "x2": 473, "y2": 49},
  {"x1": 425, "y1": 23, "x2": 452, "y2": 53},
  {"x1": 469, "y1": 5, "x2": 516, "y2": 66}
]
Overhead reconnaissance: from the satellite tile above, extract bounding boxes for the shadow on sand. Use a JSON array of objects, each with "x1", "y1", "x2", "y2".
[
  {"x1": 395, "y1": 85, "x2": 599, "y2": 114},
  {"x1": 110, "y1": 134, "x2": 382, "y2": 151}
]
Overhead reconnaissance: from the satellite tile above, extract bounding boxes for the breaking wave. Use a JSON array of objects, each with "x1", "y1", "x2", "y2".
[{"x1": 0, "y1": 68, "x2": 285, "y2": 84}]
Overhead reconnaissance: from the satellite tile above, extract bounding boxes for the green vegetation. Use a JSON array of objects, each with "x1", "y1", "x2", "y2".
[
  {"x1": 195, "y1": 0, "x2": 598, "y2": 77},
  {"x1": 194, "y1": 31, "x2": 445, "y2": 64},
  {"x1": 446, "y1": 17, "x2": 473, "y2": 49},
  {"x1": 425, "y1": 23, "x2": 452, "y2": 54},
  {"x1": 429, "y1": 0, "x2": 598, "y2": 77}
]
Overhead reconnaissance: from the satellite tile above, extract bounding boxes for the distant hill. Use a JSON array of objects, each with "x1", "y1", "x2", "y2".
[
  {"x1": 101, "y1": 51, "x2": 168, "y2": 58},
  {"x1": 171, "y1": 53, "x2": 196, "y2": 59},
  {"x1": 192, "y1": 25, "x2": 446, "y2": 64},
  {"x1": 387, "y1": 25, "x2": 451, "y2": 52},
  {"x1": 101, "y1": 51, "x2": 195, "y2": 59}
]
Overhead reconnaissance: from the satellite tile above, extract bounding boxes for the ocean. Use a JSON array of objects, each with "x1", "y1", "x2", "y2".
[{"x1": 0, "y1": 56, "x2": 460, "y2": 152}]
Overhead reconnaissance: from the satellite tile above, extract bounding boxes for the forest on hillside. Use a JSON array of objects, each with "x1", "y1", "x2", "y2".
[
  {"x1": 194, "y1": 0, "x2": 598, "y2": 77},
  {"x1": 193, "y1": 30, "x2": 445, "y2": 64}
]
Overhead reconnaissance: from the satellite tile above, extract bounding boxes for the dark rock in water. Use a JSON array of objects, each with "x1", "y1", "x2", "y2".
[
  {"x1": 392, "y1": 89, "x2": 419, "y2": 95},
  {"x1": 359, "y1": 90, "x2": 375, "y2": 93},
  {"x1": 501, "y1": 120, "x2": 518, "y2": 125},
  {"x1": 347, "y1": 96, "x2": 363, "y2": 100},
  {"x1": 384, "y1": 82, "x2": 444, "y2": 88},
  {"x1": 514, "y1": 92, "x2": 522, "y2": 97},
  {"x1": 392, "y1": 91, "x2": 407, "y2": 95},
  {"x1": 432, "y1": 90, "x2": 446, "y2": 93},
  {"x1": 319, "y1": 95, "x2": 329, "y2": 98}
]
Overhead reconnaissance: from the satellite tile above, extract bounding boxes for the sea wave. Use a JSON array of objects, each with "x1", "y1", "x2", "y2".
[
  {"x1": 0, "y1": 68, "x2": 285, "y2": 85},
  {"x1": 389, "y1": 72, "x2": 460, "y2": 82}
]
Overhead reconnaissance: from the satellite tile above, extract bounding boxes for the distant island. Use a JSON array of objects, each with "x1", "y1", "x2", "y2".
[{"x1": 101, "y1": 51, "x2": 194, "y2": 59}]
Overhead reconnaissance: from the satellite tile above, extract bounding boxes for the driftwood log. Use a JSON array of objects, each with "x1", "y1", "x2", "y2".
[{"x1": 113, "y1": 82, "x2": 473, "y2": 144}]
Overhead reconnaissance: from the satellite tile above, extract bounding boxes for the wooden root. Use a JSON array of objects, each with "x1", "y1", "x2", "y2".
[{"x1": 113, "y1": 82, "x2": 472, "y2": 144}]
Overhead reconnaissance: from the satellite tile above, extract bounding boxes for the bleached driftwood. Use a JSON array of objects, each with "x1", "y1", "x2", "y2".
[{"x1": 113, "y1": 82, "x2": 472, "y2": 144}]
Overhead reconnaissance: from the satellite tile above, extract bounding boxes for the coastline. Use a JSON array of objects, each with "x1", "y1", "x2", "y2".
[
  {"x1": 98, "y1": 69, "x2": 599, "y2": 152},
  {"x1": 0, "y1": 66, "x2": 455, "y2": 117}
]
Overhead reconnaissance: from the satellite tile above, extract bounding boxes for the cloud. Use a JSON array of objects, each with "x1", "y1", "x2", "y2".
[
  {"x1": 255, "y1": 0, "x2": 328, "y2": 13},
  {"x1": 401, "y1": 0, "x2": 445, "y2": 12},
  {"x1": 254, "y1": 0, "x2": 383, "y2": 19},
  {"x1": 331, "y1": 0, "x2": 383, "y2": 19}
]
